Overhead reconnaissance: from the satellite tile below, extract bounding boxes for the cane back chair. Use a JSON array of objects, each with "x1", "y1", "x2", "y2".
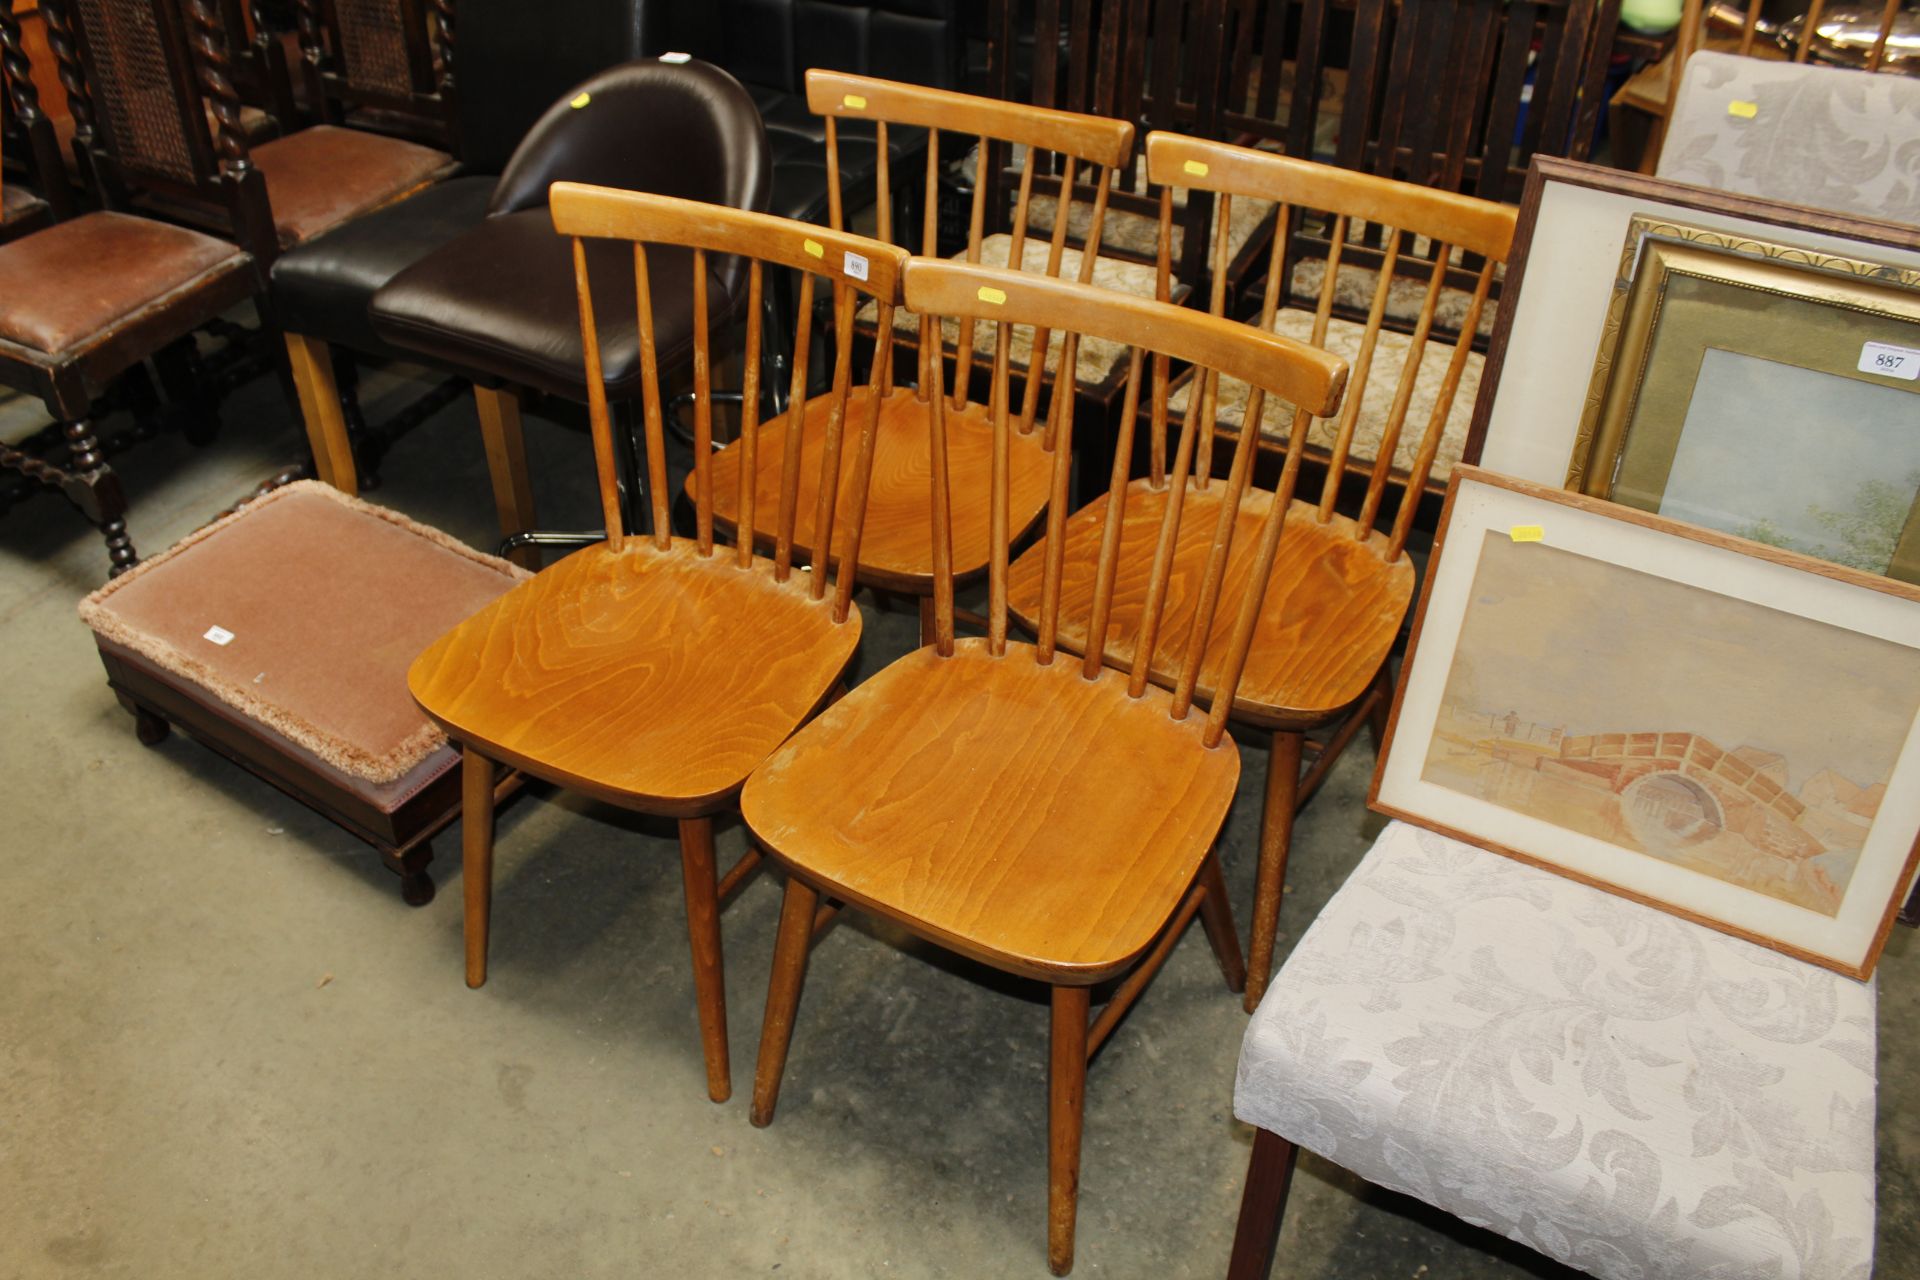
[
  {"x1": 700, "y1": 69, "x2": 1137, "y2": 642},
  {"x1": 408, "y1": 184, "x2": 906, "y2": 1104},
  {"x1": 41, "y1": 0, "x2": 454, "y2": 269},
  {"x1": 1006, "y1": 132, "x2": 1514, "y2": 1009},
  {"x1": 288, "y1": 0, "x2": 456, "y2": 148},
  {"x1": 740, "y1": 258, "x2": 1347, "y2": 1274}
]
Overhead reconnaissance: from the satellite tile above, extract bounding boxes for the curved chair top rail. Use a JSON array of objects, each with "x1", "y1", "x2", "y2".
[
  {"x1": 1144, "y1": 133, "x2": 1517, "y2": 262},
  {"x1": 904, "y1": 257, "x2": 1352, "y2": 747},
  {"x1": 549, "y1": 182, "x2": 908, "y2": 304},
  {"x1": 905, "y1": 259, "x2": 1346, "y2": 419},
  {"x1": 551, "y1": 183, "x2": 907, "y2": 624},
  {"x1": 805, "y1": 69, "x2": 1135, "y2": 168}
]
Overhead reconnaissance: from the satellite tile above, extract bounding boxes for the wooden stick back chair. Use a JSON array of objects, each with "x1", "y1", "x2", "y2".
[
  {"x1": 1007, "y1": 131, "x2": 1515, "y2": 1010},
  {"x1": 407, "y1": 183, "x2": 908, "y2": 1105},
  {"x1": 741, "y1": 258, "x2": 1347, "y2": 1275},
  {"x1": 702, "y1": 69, "x2": 1135, "y2": 641}
]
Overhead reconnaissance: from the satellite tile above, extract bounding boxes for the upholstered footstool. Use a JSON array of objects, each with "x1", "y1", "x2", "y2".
[
  {"x1": 78, "y1": 482, "x2": 527, "y2": 905},
  {"x1": 1228, "y1": 819, "x2": 1876, "y2": 1280}
]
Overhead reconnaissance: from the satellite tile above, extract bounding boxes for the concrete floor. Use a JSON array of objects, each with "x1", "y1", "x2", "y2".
[{"x1": 2, "y1": 356, "x2": 1915, "y2": 1280}]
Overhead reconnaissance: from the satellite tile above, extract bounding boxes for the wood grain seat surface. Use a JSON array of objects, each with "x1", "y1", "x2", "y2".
[
  {"x1": 1007, "y1": 479, "x2": 1414, "y2": 729},
  {"x1": 742, "y1": 638, "x2": 1241, "y2": 983},
  {"x1": 410, "y1": 543, "x2": 859, "y2": 815},
  {"x1": 704, "y1": 386, "x2": 1053, "y2": 589}
]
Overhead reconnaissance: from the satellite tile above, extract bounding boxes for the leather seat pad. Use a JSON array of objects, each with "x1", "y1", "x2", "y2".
[
  {"x1": 0, "y1": 211, "x2": 248, "y2": 356},
  {"x1": 271, "y1": 176, "x2": 495, "y2": 355},
  {"x1": 368, "y1": 208, "x2": 733, "y2": 401},
  {"x1": 252, "y1": 125, "x2": 459, "y2": 249}
]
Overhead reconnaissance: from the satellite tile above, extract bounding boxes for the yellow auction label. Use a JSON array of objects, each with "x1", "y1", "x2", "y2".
[
  {"x1": 1727, "y1": 100, "x2": 1758, "y2": 118},
  {"x1": 1508, "y1": 524, "x2": 1544, "y2": 542},
  {"x1": 570, "y1": 92, "x2": 592, "y2": 109},
  {"x1": 803, "y1": 239, "x2": 825, "y2": 258},
  {"x1": 1183, "y1": 159, "x2": 1209, "y2": 176},
  {"x1": 977, "y1": 286, "x2": 1007, "y2": 305},
  {"x1": 844, "y1": 94, "x2": 868, "y2": 109}
]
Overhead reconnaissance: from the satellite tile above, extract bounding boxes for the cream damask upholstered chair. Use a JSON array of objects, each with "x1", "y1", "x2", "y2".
[
  {"x1": 1227, "y1": 819, "x2": 1877, "y2": 1280},
  {"x1": 1655, "y1": 50, "x2": 1920, "y2": 225}
]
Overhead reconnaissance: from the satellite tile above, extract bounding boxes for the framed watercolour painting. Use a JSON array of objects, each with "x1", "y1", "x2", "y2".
[
  {"x1": 1370, "y1": 467, "x2": 1920, "y2": 978},
  {"x1": 1568, "y1": 217, "x2": 1920, "y2": 584}
]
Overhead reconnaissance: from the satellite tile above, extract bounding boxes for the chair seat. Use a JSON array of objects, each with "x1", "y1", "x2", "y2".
[
  {"x1": 867, "y1": 233, "x2": 1164, "y2": 395},
  {"x1": 409, "y1": 540, "x2": 859, "y2": 814},
  {"x1": 1, "y1": 180, "x2": 48, "y2": 227},
  {"x1": 741, "y1": 638, "x2": 1241, "y2": 982},
  {"x1": 1007, "y1": 479, "x2": 1412, "y2": 728},
  {"x1": 1027, "y1": 150, "x2": 1276, "y2": 264},
  {"x1": 270, "y1": 175, "x2": 495, "y2": 355},
  {"x1": 369, "y1": 209, "x2": 732, "y2": 400},
  {"x1": 0, "y1": 211, "x2": 250, "y2": 357},
  {"x1": 1168, "y1": 307, "x2": 1485, "y2": 488},
  {"x1": 1237, "y1": 819, "x2": 1877, "y2": 1280},
  {"x1": 252, "y1": 124, "x2": 458, "y2": 249},
  {"x1": 700, "y1": 385, "x2": 1053, "y2": 590}
]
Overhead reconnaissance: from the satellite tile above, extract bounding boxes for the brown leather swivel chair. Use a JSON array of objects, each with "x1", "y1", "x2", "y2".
[{"x1": 364, "y1": 58, "x2": 770, "y2": 558}]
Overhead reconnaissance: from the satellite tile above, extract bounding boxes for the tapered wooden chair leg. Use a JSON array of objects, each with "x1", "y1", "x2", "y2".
[
  {"x1": 1245, "y1": 730, "x2": 1303, "y2": 1013},
  {"x1": 1197, "y1": 851, "x2": 1247, "y2": 993},
  {"x1": 461, "y1": 745, "x2": 495, "y2": 989},
  {"x1": 472, "y1": 384, "x2": 540, "y2": 569},
  {"x1": 284, "y1": 332, "x2": 357, "y2": 493},
  {"x1": 1226, "y1": 1129, "x2": 1298, "y2": 1280},
  {"x1": 751, "y1": 874, "x2": 821, "y2": 1127},
  {"x1": 1048, "y1": 985, "x2": 1090, "y2": 1276},
  {"x1": 678, "y1": 817, "x2": 732, "y2": 1103}
]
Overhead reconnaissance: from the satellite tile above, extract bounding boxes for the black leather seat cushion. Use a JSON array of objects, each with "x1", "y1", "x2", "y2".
[
  {"x1": 270, "y1": 177, "x2": 495, "y2": 356},
  {"x1": 367, "y1": 209, "x2": 734, "y2": 402}
]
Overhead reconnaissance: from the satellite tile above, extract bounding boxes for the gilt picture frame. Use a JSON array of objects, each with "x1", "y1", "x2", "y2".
[
  {"x1": 1466, "y1": 158, "x2": 1920, "y2": 486},
  {"x1": 1568, "y1": 218, "x2": 1920, "y2": 583},
  {"x1": 1370, "y1": 467, "x2": 1920, "y2": 979}
]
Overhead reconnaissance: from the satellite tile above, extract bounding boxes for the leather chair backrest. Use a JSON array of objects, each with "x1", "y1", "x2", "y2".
[
  {"x1": 488, "y1": 57, "x2": 772, "y2": 222},
  {"x1": 661, "y1": 0, "x2": 960, "y2": 94},
  {"x1": 455, "y1": 0, "x2": 666, "y2": 173}
]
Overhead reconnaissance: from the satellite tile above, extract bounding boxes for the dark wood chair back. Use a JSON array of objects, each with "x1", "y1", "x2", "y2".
[
  {"x1": 905, "y1": 256, "x2": 1348, "y2": 747},
  {"x1": 1217, "y1": 0, "x2": 1620, "y2": 204},
  {"x1": 548, "y1": 180, "x2": 910, "y2": 623},
  {"x1": 40, "y1": 0, "x2": 277, "y2": 256},
  {"x1": 1, "y1": 0, "x2": 76, "y2": 219},
  {"x1": 290, "y1": 0, "x2": 454, "y2": 146},
  {"x1": 1146, "y1": 132, "x2": 1514, "y2": 551},
  {"x1": 806, "y1": 69, "x2": 1134, "y2": 442},
  {"x1": 991, "y1": 0, "x2": 1227, "y2": 285}
]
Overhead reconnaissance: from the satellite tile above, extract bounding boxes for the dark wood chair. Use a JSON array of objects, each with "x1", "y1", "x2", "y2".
[
  {"x1": 742, "y1": 257, "x2": 1346, "y2": 1275},
  {"x1": 702, "y1": 68, "x2": 1135, "y2": 643},
  {"x1": 408, "y1": 184, "x2": 907, "y2": 1103},
  {"x1": 1006, "y1": 132, "x2": 1515, "y2": 1009},
  {"x1": 0, "y1": 201, "x2": 257, "y2": 574},
  {"x1": 40, "y1": 0, "x2": 456, "y2": 272},
  {"x1": 989, "y1": 0, "x2": 1235, "y2": 291},
  {"x1": 287, "y1": 0, "x2": 456, "y2": 149},
  {"x1": 1, "y1": 0, "x2": 72, "y2": 242}
]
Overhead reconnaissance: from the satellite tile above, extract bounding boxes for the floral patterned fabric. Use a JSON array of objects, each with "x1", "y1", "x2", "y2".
[
  {"x1": 1236, "y1": 820, "x2": 1876, "y2": 1280},
  {"x1": 1658, "y1": 51, "x2": 1920, "y2": 223}
]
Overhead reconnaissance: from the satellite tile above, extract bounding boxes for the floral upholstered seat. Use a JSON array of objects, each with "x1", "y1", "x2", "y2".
[{"x1": 1236, "y1": 819, "x2": 1876, "y2": 1280}]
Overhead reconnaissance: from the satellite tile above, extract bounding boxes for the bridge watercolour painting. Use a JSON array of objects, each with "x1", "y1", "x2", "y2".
[{"x1": 1422, "y1": 532, "x2": 1920, "y2": 917}]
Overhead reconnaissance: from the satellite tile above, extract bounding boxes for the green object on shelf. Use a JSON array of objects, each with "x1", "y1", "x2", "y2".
[{"x1": 1621, "y1": 0, "x2": 1682, "y2": 34}]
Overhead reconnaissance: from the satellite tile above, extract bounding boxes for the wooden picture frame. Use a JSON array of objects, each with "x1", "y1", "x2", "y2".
[
  {"x1": 1464, "y1": 157, "x2": 1920, "y2": 487},
  {"x1": 1570, "y1": 216, "x2": 1920, "y2": 584},
  {"x1": 1370, "y1": 467, "x2": 1920, "y2": 979}
]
